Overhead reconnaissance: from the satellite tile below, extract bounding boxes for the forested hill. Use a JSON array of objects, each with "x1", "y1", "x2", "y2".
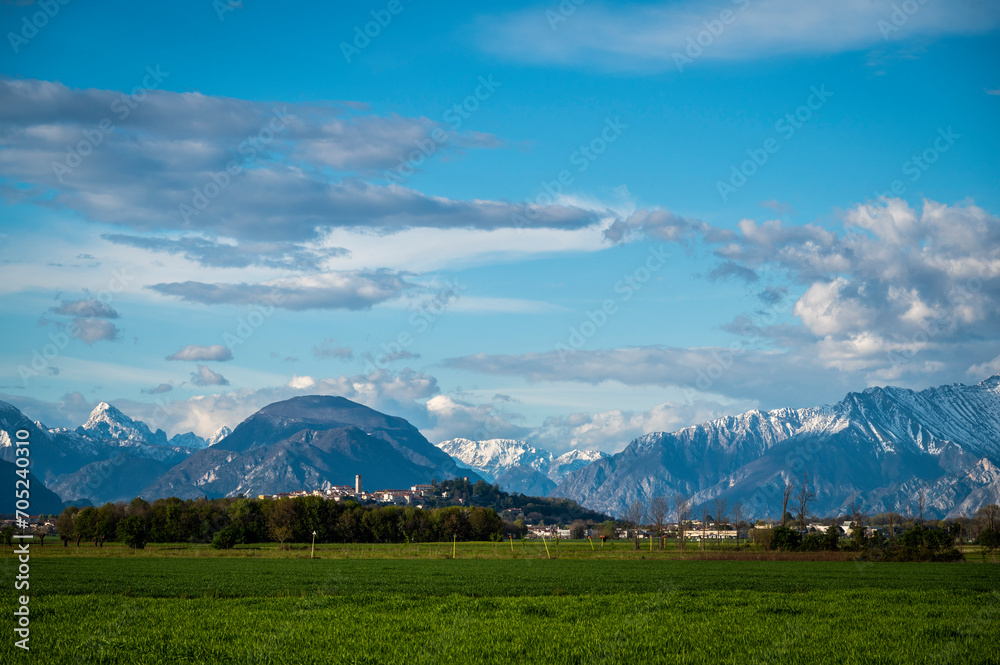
[{"x1": 420, "y1": 478, "x2": 611, "y2": 524}]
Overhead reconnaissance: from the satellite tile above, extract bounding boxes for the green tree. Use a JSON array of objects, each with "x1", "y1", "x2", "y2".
[
  {"x1": 74, "y1": 506, "x2": 98, "y2": 547},
  {"x1": 211, "y1": 524, "x2": 240, "y2": 550},
  {"x1": 768, "y1": 526, "x2": 801, "y2": 551},
  {"x1": 229, "y1": 497, "x2": 266, "y2": 544},
  {"x1": 55, "y1": 506, "x2": 79, "y2": 547},
  {"x1": 116, "y1": 515, "x2": 149, "y2": 550},
  {"x1": 976, "y1": 528, "x2": 1000, "y2": 551},
  {"x1": 336, "y1": 505, "x2": 364, "y2": 543},
  {"x1": 267, "y1": 499, "x2": 297, "y2": 545},
  {"x1": 94, "y1": 503, "x2": 123, "y2": 547},
  {"x1": 823, "y1": 524, "x2": 841, "y2": 551}
]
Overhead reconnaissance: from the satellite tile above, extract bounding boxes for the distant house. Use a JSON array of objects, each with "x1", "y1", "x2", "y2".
[
  {"x1": 379, "y1": 490, "x2": 420, "y2": 504},
  {"x1": 527, "y1": 525, "x2": 556, "y2": 539}
]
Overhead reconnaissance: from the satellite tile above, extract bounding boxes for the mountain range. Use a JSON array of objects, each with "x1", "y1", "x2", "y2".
[
  {"x1": 553, "y1": 375, "x2": 1000, "y2": 519},
  {"x1": 437, "y1": 438, "x2": 608, "y2": 496},
  {"x1": 0, "y1": 400, "x2": 229, "y2": 506},
  {"x1": 2, "y1": 375, "x2": 1000, "y2": 520}
]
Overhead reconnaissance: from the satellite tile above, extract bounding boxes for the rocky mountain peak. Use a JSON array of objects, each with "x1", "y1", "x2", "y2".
[{"x1": 208, "y1": 426, "x2": 232, "y2": 446}]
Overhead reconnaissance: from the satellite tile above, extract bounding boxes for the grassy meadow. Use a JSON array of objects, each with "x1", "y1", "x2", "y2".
[{"x1": 2, "y1": 541, "x2": 998, "y2": 664}]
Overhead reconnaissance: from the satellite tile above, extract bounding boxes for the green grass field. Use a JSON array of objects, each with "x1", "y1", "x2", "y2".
[{"x1": 2, "y1": 544, "x2": 998, "y2": 664}]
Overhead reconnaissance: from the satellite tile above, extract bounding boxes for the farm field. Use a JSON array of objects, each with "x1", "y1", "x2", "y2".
[{"x1": 3, "y1": 546, "x2": 998, "y2": 664}]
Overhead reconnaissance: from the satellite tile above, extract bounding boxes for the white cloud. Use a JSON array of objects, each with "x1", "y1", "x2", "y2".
[
  {"x1": 70, "y1": 318, "x2": 121, "y2": 345},
  {"x1": 167, "y1": 344, "x2": 233, "y2": 362},
  {"x1": 529, "y1": 398, "x2": 754, "y2": 452},
  {"x1": 0, "y1": 77, "x2": 598, "y2": 242},
  {"x1": 113, "y1": 369, "x2": 443, "y2": 437},
  {"x1": 793, "y1": 277, "x2": 878, "y2": 337},
  {"x1": 288, "y1": 375, "x2": 317, "y2": 390},
  {"x1": 50, "y1": 298, "x2": 119, "y2": 318},
  {"x1": 968, "y1": 355, "x2": 1000, "y2": 378},
  {"x1": 446, "y1": 296, "x2": 568, "y2": 314},
  {"x1": 423, "y1": 394, "x2": 529, "y2": 444},
  {"x1": 149, "y1": 269, "x2": 413, "y2": 311},
  {"x1": 191, "y1": 365, "x2": 229, "y2": 386},
  {"x1": 479, "y1": 0, "x2": 1000, "y2": 71},
  {"x1": 617, "y1": 198, "x2": 1000, "y2": 383}
]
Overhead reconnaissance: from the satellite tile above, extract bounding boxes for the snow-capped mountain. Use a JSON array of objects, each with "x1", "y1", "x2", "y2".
[
  {"x1": 79, "y1": 402, "x2": 166, "y2": 446},
  {"x1": 74, "y1": 402, "x2": 217, "y2": 450},
  {"x1": 436, "y1": 437, "x2": 609, "y2": 495},
  {"x1": 554, "y1": 375, "x2": 1000, "y2": 519},
  {"x1": 208, "y1": 426, "x2": 232, "y2": 446},
  {"x1": 437, "y1": 438, "x2": 550, "y2": 482},
  {"x1": 549, "y1": 449, "x2": 609, "y2": 479},
  {"x1": 0, "y1": 400, "x2": 203, "y2": 505}
]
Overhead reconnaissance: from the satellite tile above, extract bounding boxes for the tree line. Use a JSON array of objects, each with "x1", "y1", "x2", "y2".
[
  {"x1": 609, "y1": 472, "x2": 1000, "y2": 560},
  {"x1": 47, "y1": 496, "x2": 509, "y2": 549}
]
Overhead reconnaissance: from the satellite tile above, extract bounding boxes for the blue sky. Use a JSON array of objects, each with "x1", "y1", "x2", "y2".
[{"x1": 1, "y1": 0, "x2": 999, "y2": 451}]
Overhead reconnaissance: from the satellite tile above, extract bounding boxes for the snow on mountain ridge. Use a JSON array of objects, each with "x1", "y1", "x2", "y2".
[
  {"x1": 624, "y1": 376, "x2": 1000, "y2": 463},
  {"x1": 79, "y1": 402, "x2": 161, "y2": 446},
  {"x1": 436, "y1": 438, "x2": 550, "y2": 483},
  {"x1": 436, "y1": 438, "x2": 609, "y2": 489},
  {"x1": 208, "y1": 426, "x2": 232, "y2": 446},
  {"x1": 554, "y1": 375, "x2": 1000, "y2": 518}
]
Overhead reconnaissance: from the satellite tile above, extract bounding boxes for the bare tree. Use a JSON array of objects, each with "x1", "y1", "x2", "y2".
[
  {"x1": 731, "y1": 501, "x2": 747, "y2": 550},
  {"x1": 622, "y1": 500, "x2": 647, "y2": 550},
  {"x1": 884, "y1": 511, "x2": 900, "y2": 540},
  {"x1": 917, "y1": 488, "x2": 927, "y2": 525},
  {"x1": 648, "y1": 495, "x2": 669, "y2": 550},
  {"x1": 794, "y1": 473, "x2": 816, "y2": 536},
  {"x1": 711, "y1": 496, "x2": 729, "y2": 548},
  {"x1": 673, "y1": 494, "x2": 691, "y2": 551},
  {"x1": 978, "y1": 504, "x2": 1000, "y2": 533},
  {"x1": 781, "y1": 481, "x2": 795, "y2": 526},
  {"x1": 848, "y1": 493, "x2": 868, "y2": 543}
]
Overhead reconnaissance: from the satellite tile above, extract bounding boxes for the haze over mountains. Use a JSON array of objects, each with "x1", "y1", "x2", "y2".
[{"x1": 2, "y1": 375, "x2": 1000, "y2": 519}]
